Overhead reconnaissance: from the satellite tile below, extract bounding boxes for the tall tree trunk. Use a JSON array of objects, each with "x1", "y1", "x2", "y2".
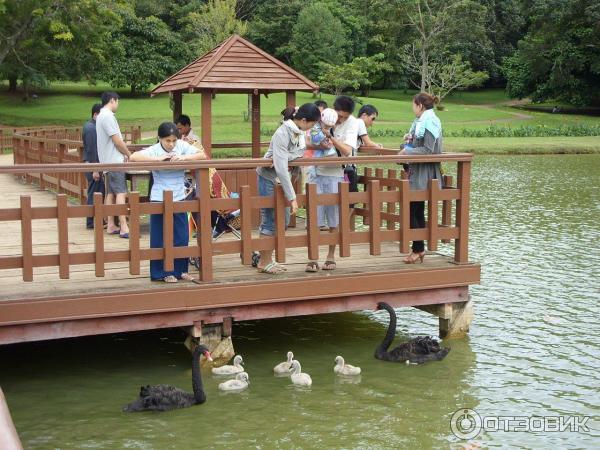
[
  {"x1": 420, "y1": 47, "x2": 427, "y2": 92},
  {"x1": 8, "y1": 77, "x2": 17, "y2": 93}
]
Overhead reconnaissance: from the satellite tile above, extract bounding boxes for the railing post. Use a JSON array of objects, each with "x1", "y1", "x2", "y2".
[
  {"x1": 196, "y1": 168, "x2": 213, "y2": 281},
  {"x1": 306, "y1": 182, "x2": 319, "y2": 261},
  {"x1": 93, "y1": 192, "x2": 105, "y2": 277},
  {"x1": 57, "y1": 194, "x2": 70, "y2": 279},
  {"x1": 163, "y1": 190, "x2": 175, "y2": 272},
  {"x1": 454, "y1": 160, "x2": 471, "y2": 263},
  {"x1": 129, "y1": 192, "x2": 140, "y2": 275},
  {"x1": 38, "y1": 139, "x2": 46, "y2": 190},
  {"x1": 339, "y1": 181, "x2": 351, "y2": 257},
  {"x1": 274, "y1": 184, "x2": 286, "y2": 263},
  {"x1": 441, "y1": 175, "x2": 453, "y2": 243},
  {"x1": 57, "y1": 142, "x2": 66, "y2": 195},
  {"x1": 386, "y1": 169, "x2": 397, "y2": 230},
  {"x1": 240, "y1": 184, "x2": 253, "y2": 265},
  {"x1": 20, "y1": 196, "x2": 33, "y2": 282},
  {"x1": 400, "y1": 179, "x2": 410, "y2": 254},
  {"x1": 368, "y1": 179, "x2": 381, "y2": 256},
  {"x1": 427, "y1": 178, "x2": 440, "y2": 251}
]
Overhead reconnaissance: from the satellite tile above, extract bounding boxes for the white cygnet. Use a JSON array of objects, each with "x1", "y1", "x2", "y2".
[
  {"x1": 212, "y1": 354, "x2": 244, "y2": 375},
  {"x1": 333, "y1": 355, "x2": 361, "y2": 376},
  {"x1": 289, "y1": 360, "x2": 312, "y2": 387},
  {"x1": 218, "y1": 372, "x2": 250, "y2": 391},
  {"x1": 273, "y1": 351, "x2": 294, "y2": 375}
]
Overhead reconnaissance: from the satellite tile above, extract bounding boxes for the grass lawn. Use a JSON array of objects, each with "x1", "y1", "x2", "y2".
[{"x1": 1, "y1": 82, "x2": 599, "y2": 154}]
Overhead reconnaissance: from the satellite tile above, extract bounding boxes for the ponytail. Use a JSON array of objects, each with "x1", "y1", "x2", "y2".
[
  {"x1": 281, "y1": 106, "x2": 297, "y2": 121},
  {"x1": 413, "y1": 92, "x2": 439, "y2": 110},
  {"x1": 282, "y1": 103, "x2": 321, "y2": 122}
]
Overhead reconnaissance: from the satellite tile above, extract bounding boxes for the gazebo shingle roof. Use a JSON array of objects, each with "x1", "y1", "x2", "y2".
[{"x1": 151, "y1": 34, "x2": 318, "y2": 95}]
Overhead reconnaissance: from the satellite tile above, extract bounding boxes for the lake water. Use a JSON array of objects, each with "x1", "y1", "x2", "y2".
[{"x1": 1, "y1": 155, "x2": 599, "y2": 449}]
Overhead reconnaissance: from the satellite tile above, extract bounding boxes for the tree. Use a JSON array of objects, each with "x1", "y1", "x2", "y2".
[
  {"x1": 402, "y1": 0, "x2": 491, "y2": 92},
  {"x1": 504, "y1": 0, "x2": 600, "y2": 106},
  {"x1": 100, "y1": 9, "x2": 185, "y2": 94},
  {"x1": 246, "y1": 0, "x2": 306, "y2": 63},
  {"x1": 318, "y1": 54, "x2": 392, "y2": 96},
  {"x1": 0, "y1": 0, "x2": 121, "y2": 96},
  {"x1": 179, "y1": 0, "x2": 248, "y2": 56},
  {"x1": 318, "y1": 63, "x2": 362, "y2": 96},
  {"x1": 428, "y1": 54, "x2": 489, "y2": 102},
  {"x1": 285, "y1": 3, "x2": 348, "y2": 80}
]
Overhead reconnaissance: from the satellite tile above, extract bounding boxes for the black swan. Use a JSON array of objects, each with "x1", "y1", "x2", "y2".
[
  {"x1": 374, "y1": 302, "x2": 450, "y2": 364},
  {"x1": 123, "y1": 344, "x2": 212, "y2": 412}
]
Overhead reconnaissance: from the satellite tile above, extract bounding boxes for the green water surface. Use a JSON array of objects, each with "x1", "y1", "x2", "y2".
[{"x1": 1, "y1": 154, "x2": 599, "y2": 449}]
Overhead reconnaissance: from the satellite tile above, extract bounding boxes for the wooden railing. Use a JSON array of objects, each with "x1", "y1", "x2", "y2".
[
  {"x1": 0, "y1": 151, "x2": 472, "y2": 283},
  {"x1": 10, "y1": 126, "x2": 141, "y2": 201}
]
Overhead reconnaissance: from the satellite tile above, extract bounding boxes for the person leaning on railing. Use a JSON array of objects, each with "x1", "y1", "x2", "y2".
[
  {"x1": 255, "y1": 103, "x2": 321, "y2": 275},
  {"x1": 130, "y1": 122, "x2": 207, "y2": 283},
  {"x1": 397, "y1": 92, "x2": 443, "y2": 264}
]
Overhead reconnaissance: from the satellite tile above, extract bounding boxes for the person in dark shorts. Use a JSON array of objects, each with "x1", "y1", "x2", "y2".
[{"x1": 96, "y1": 91, "x2": 131, "y2": 238}]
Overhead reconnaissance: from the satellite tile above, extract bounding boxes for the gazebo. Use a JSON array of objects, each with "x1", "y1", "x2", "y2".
[{"x1": 151, "y1": 34, "x2": 319, "y2": 158}]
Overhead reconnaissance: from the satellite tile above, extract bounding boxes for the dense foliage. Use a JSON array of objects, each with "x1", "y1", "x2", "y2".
[{"x1": 0, "y1": 0, "x2": 598, "y2": 105}]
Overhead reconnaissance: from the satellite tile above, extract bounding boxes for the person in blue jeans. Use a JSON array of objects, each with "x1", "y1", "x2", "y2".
[
  {"x1": 255, "y1": 103, "x2": 321, "y2": 274},
  {"x1": 130, "y1": 122, "x2": 207, "y2": 282}
]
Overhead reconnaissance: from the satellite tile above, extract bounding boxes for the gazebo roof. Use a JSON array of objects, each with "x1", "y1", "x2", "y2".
[{"x1": 151, "y1": 34, "x2": 318, "y2": 95}]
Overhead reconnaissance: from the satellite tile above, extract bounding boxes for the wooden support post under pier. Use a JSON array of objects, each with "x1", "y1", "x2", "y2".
[
  {"x1": 415, "y1": 299, "x2": 473, "y2": 339},
  {"x1": 185, "y1": 319, "x2": 235, "y2": 368}
]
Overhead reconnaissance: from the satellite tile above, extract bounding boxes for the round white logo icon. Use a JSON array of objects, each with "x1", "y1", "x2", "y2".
[{"x1": 451, "y1": 408, "x2": 482, "y2": 439}]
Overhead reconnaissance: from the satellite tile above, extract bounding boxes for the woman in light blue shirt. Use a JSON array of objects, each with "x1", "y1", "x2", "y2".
[{"x1": 130, "y1": 122, "x2": 207, "y2": 282}]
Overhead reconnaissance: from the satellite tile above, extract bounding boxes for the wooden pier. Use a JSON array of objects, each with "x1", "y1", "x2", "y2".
[{"x1": 0, "y1": 128, "x2": 480, "y2": 345}]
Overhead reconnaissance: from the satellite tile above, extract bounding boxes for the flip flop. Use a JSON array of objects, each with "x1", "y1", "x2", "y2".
[
  {"x1": 119, "y1": 233, "x2": 129, "y2": 239},
  {"x1": 258, "y1": 262, "x2": 284, "y2": 275},
  {"x1": 107, "y1": 230, "x2": 120, "y2": 235},
  {"x1": 180, "y1": 273, "x2": 194, "y2": 281},
  {"x1": 305, "y1": 262, "x2": 320, "y2": 272},
  {"x1": 322, "y1": 260, "x2": 336, "y2": 270}
]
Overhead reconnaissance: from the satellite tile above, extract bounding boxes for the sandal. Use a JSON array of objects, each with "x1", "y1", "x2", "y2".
[
  {"x1": 163, "y1": 275, "x2": 178, "y2": 283},
  {"x1": 404, "y1": 252, "x2": 425, "y2": 264},
  {"x1": 180, "y1": 273, "x2": 194, "y2": 281},
  {"x1": 258, "y1": 262, "x2": 285, "y2": 275},
  {"x1": 322, "y1": 260, "x2": 336, "y2": 270},
  {"x1": 273, "y1": 262, "x2": 287, "y2": 271},
  {"x1": 305, "y1": 261, "x2": 320, "y2": 272}
]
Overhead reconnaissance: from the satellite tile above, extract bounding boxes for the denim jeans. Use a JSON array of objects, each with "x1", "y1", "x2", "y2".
[{"x1": 258, "y1": 175, "x2": 290, "y2": 236}]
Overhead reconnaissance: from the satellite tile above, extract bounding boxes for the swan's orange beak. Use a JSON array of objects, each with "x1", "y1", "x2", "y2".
[{"x1": 203, "y1": 351, "x2": 213, "y2": 362}]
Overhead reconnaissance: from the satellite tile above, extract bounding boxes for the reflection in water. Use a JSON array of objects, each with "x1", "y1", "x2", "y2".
[{"x1": 1, "y1": 155, "x2": 599, "y2": 448}]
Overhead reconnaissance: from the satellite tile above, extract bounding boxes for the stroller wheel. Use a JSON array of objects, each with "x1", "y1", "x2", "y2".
[{"x1": 251, "y1": 251, "x2": 260, "y2": 268}]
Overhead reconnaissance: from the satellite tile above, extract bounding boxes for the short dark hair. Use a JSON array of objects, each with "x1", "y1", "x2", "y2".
[
  {"x1": 91, "y1": 103, "x2": 102, "y2": 117},
  {"x1": 157, "y1": 122, "x2": 181, "y2": 139},
  {"x1": 358, "y1": 104, "x2": 378, "y2": 117},
  {"x1": 101, "y1": 91, "x2": 119, "y2": 106},
  {"x1": 314, "y1": 100, "x2": 328, "y2": 109},
  {"x1": 333, "y1": 95, "x2": 355, "y2": 114},
  {"x1": 176, "y1": 114, "x2": 191, "y2": 127}
]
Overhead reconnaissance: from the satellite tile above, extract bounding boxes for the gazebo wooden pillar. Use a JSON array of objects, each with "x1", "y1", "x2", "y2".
[{"x1": 151, "y1": 34, "x2": 319, "y2": 159}]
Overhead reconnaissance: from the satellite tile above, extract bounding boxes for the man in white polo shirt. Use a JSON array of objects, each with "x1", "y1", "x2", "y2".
[{"x1": 96, "y1": 91, "x2": 131, "y2": 238}]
